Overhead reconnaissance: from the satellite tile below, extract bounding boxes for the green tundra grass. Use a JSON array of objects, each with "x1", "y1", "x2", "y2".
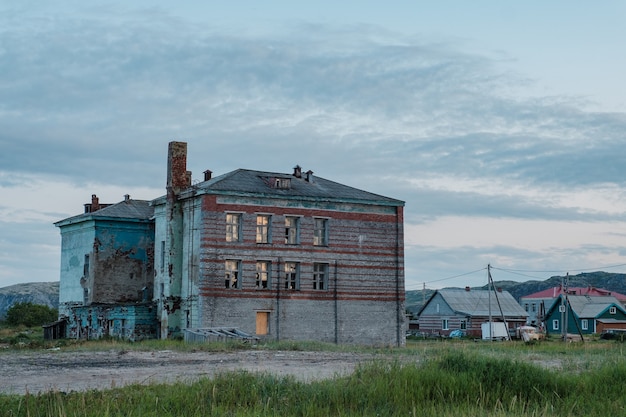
[{"x1": 1, "y1": 336, "x2": 625, "y2": 416}]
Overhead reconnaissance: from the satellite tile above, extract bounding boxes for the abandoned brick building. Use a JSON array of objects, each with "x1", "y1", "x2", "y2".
[
  {"x1": 54, "y1": 194, "x2": 156, "y2": 340},
  {"x1": 55, "y1": 141, "x2": 406, "y2": 346}
]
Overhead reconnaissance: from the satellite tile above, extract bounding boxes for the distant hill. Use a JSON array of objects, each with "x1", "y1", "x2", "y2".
[
  {"x1": 0, "y1": 282, "x2": 59, "y2": 319},
  {"x1": 405, "y1": 271, "x2": 626, "y2": 316}
]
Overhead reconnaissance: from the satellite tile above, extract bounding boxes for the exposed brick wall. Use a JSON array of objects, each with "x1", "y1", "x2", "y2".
[{"x1": 193, "y1": 194, "x2": 405, "y2": 346}]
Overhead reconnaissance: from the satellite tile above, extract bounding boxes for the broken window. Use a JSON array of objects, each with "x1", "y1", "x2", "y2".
[
  {"x1": 256, "y1": 215, "x2": 271, "y2": 243},
  {"x1": 225, "y1": 260, "x2": 241, "y2": 289},
  {"x1": 256, "y1": 261, "x2": 271, "y2": 289},
  {"x1": 226, "y1": 213, "x2": 242, "y2": 242},
  {"x1": 285, "y1": 216, "x2": 299, "y2": 244},
  {"x1": 313, "y1": 263, "x2": 328, "y2": 290},
  {"x1": 313, "y1": 218, "x2": 328, "y2": 246},
  {"x1": 160, "y1": 240, "x2": 165, "y2": 273},
  {"x1": 83, "y1": 254, "x2": 90, "y2": 277},
  {"x1": 284, "y1": 262, "x2": 300, "y2": 290}
]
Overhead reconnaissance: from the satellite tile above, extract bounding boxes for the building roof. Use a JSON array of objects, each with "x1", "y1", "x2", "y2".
[
  {"x1": 153, "y1": 168, "x2": 404, "y2": 207},
  {"x1": 423, "y1": 289, "x2": 528, "y2": 318},
  {"x1": 548, "y1": 295, "x2": 626, "y2": 318},
  {"x1": 522, "y1": 286, "x2": 626, "y2": 302},
  {"x1": 55, "y1": 198, "x2": 153, "y2": 227}
]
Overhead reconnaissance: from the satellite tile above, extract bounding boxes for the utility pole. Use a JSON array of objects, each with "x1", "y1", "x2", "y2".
[
  {"x1": 563, "y1": 272, "x2": 569, "y2": 342},
  {"x1": 488, "y1": 264, "x2": 492, "y2": 342}
]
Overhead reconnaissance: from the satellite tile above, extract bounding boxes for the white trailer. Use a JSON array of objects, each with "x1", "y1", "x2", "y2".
[{"x1": 481, "y1": 322, "x2": 509, "y2": 340}]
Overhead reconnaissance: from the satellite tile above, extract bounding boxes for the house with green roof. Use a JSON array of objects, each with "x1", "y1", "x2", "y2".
[{"x1": 544, "y1": 294, "x2": 626, "y2": 336}]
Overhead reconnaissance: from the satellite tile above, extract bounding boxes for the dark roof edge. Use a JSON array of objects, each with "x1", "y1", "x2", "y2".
[{"x1": 151, "y1": 188, "x2": 404, "y2": 207}]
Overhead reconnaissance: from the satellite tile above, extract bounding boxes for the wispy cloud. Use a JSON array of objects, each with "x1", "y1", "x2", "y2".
[{"x1": 1, "y1": 5, "x2": 625, "y2": 287}]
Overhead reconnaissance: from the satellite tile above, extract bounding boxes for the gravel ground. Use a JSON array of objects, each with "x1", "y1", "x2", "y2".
[{"x1": 0, "y1": 349, "x2": 378, "y2": 395}]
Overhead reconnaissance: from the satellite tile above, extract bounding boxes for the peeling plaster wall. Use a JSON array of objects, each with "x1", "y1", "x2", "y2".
[
  {"x1": 57, "y1": 221, "x2": 97, "y2": 316},
  {"x1": 58, "y1": 218, "x2": 154, "y2": 324},
  {"x1": 91, "y1": 222, "x2": 154, "y2": 304}
]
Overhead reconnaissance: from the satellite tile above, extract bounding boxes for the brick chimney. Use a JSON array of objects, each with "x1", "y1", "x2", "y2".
[
  {"x1": 293, "y1": 165, "x2": 302, "y2": 178},
  {"x1": 167, "y1": 141, "x2": 191, "y2": 194},
  {"x1": 92, "y1": 194, "x2": 100, "y2": 211}
]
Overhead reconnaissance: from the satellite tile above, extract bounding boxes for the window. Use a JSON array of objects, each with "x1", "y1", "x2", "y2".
[
  {"x1": 313, "y1": 263, "x2": 329, "y2": 290},
  {"x1": 226, "y1": 213, "x2": 242, "y2": 242},
  {"x1": 442, "y1": 319, "x2": 449, "y2": 330},
  {"x1": 524, "y1": 303, "x2": 528, "y2": 312},
  {"x1": 532, "y1": 303, "x2": 536, "y2": 312},
  {"x1": 460, "y1": 320, "x2": 467, "y2": 330},
  {"x1": 610, "y1": 306, "x2": 617, "y2": 314},
  {"x1": 224, "y1": 260, "x2": 241, "y2": 289},
  {"x1": 313, "y1": 218, "x2": 328, "y2": 246},
  {"x1": 160, "y1": 241, "x2": 165, "y2": 273},
  {"x1": 553, "y1": 319, "x2": 559, "y2": 331},
  {"x1": 256, "y1": 215, "x2": 271, "y2": 243},
  {"x1": 284, "y1": 262, "x2": 300, "y2": 290},
  {"x1": 285, "y1": 216, "x2": 300, "y2": 244},
  {"x1": 256, "y1": 261, "x2": 271, "y2": 289},
  {"x1": 581, "y1": 319, "x2": 588, "y2": 330},
  {"x1": 83, "y1": 254, "x2": 90, "y2": 277}
]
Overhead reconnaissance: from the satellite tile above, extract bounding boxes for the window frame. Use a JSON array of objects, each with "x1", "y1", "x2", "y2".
[
  {"x1": 284, "y1": 262, "x2": 300, "y2": 290},
  {"x1": 313, "y1": 263, "x2": 329, "y2": 290},
  {"x1": 552, "y1": 319, "x2": 559, "y2": 331},
  {"x1": 256, "y1": 214, "x2": 272, "y2": 244},
  {"x1": 284, "y1": 216, "x2": 300, "y2": 245},
  {"x1": 581, "y1": 319, "x2": 588, "y2": 330},
  {"x1": 225, "y1": 213, "x2": 243, "y2": 242},
  {"x1": 255, "y1": 261, "x2": 271, "y2": 289},
  {"x1": 442, "y1": 319, "x2": 449, "y2": 331},
  {"x1": 159, "y1": 240, "x2": 166, "y2": 273},
  {"x1": 610, "y1": 306, "x2": 617, "y2": 314},
  {"x1": 224, "y1": 260, "x2": 242, "y2": 289},
  {"x1": 313, "y1": 217, "x2": 329, "y2": 246},
  {"x1": 460, "y1": 319, "x2": 467, "y2": 330}
]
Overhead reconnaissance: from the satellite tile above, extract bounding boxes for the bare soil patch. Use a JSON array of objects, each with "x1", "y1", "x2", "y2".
[{"x1": 0, "y1": 349, "x2": 378, "y2": 395}]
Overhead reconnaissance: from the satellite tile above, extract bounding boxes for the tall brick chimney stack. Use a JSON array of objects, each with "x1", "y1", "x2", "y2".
[
  {"x1": 167, "y1": 141, "x2": 191, "y2": 193},
  {"x1": 162, "y1": 141, "x2": 190, "y2": 339}
]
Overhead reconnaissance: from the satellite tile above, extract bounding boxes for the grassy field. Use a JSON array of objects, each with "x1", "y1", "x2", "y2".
[{"x1": 1, "y1": 330, "x2": 626, "y2": 416}]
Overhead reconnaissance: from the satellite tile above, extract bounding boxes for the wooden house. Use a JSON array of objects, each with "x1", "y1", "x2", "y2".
[{"x1": 417, "y1": 288, "x2": 528, "y2": 337}]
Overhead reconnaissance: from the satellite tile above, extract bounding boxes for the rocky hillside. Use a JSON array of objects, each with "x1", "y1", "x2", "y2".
[
  {"x1": 0, "y1": 282, "x2": 59, "y2": 319},
  {"x1": 406, "y1": 271, "x2": 626, "y2": 316}
]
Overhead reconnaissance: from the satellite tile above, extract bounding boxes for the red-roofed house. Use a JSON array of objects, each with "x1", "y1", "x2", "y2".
[{"x1": 520, "y1": 285, "x2": 626, "y2": 326}]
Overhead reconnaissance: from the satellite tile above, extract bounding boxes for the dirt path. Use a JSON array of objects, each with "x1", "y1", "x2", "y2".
[{"x1": 0, "y1": 349, "x2": 379, "y2": 395}]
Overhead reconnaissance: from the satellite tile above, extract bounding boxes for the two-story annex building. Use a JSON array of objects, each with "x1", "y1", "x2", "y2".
[{"x1": 55, "y1": 141, "x2": 406, "y2": 346}]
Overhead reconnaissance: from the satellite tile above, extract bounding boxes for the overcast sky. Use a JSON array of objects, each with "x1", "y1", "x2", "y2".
[{"x1": 2, "y1": 1, "x2": 626, "y2": 291}]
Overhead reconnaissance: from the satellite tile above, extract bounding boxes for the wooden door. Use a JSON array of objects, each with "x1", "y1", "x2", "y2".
[{"x1": 256, "y1": 312, "x2": 269, "y2": 335}]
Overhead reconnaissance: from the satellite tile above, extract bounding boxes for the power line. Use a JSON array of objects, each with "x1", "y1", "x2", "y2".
[
  {"x1": 493, "y1": 262, "x2": 626, "y2": 275},
  {"x1": 423, "y1": 267, "x2": 487, "y2": 285}
]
